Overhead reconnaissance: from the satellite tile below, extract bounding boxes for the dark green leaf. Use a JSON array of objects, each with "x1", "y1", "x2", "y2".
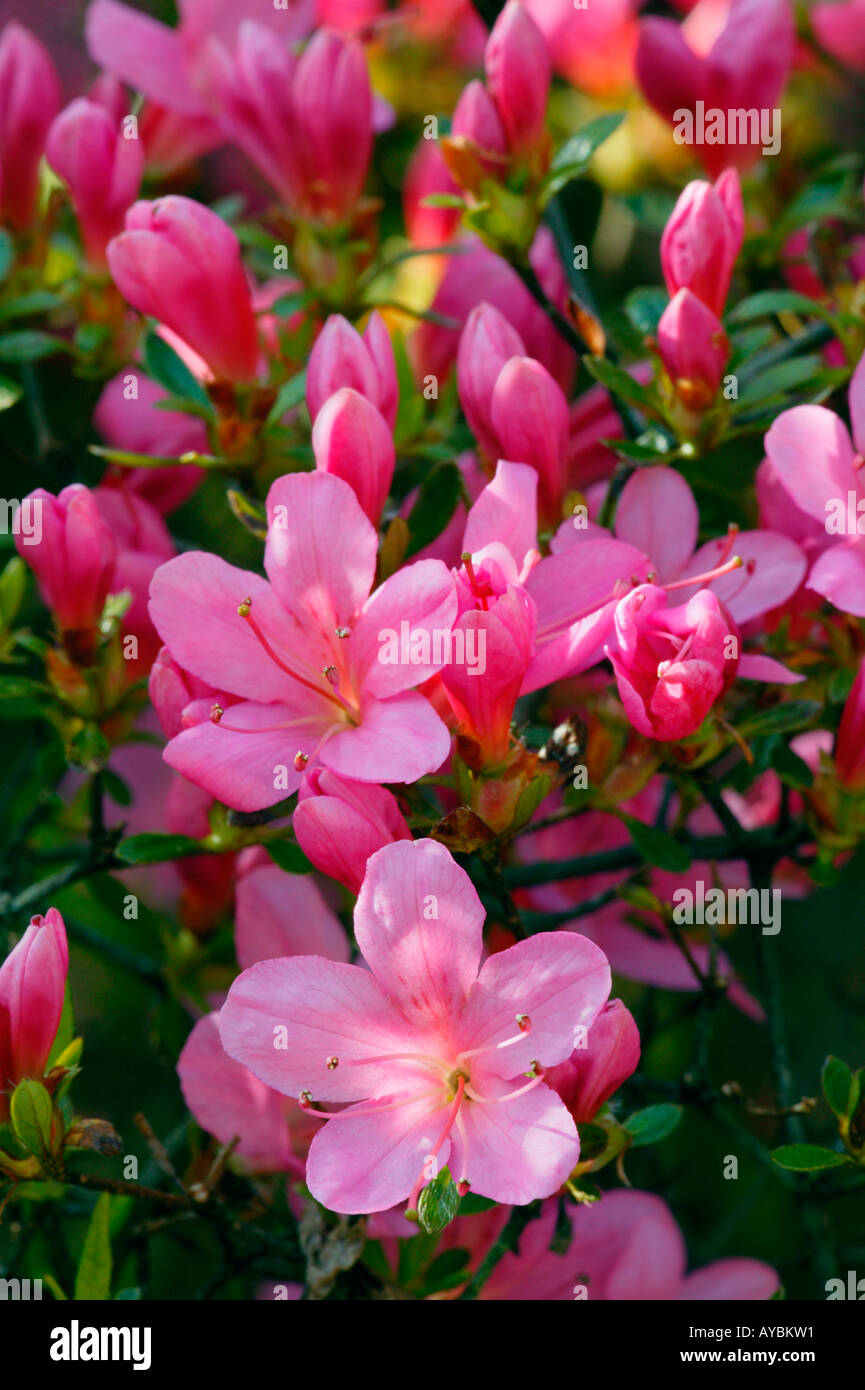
[
  {"x1": 822, "y1": 1056, "x2": 859, "y2": 1120},
  {"x1": 405, "y1": 462, "x2": 463, "y2": 557},
  {"x1": 10, "y1": 1079, "x2": 54, "y2": 1157},
  {"x1": 624, "y1": 1103, "x2": 683, "y2": 1147},
  {"x1": 266, "y1": 839, "x2": 313, "y2": 874},
  {"x1": 142, "y1": 332, "x2": 212, "y2": 413},
  {"x1": 625, "y1": 287, "x2": 668, "y2": 338},
  {"x1": 265, "y1": 369, "x2": 307, "y2": 427},
  {"x1": 116, "y1": 832, "x2": 206, "y2": 864},
  {"x1": 738, "y1": 701, "x2": 821, "y2": 738},
  {"x1": 417, "y1": 1166, "x2": 460, "y2": 1234},
  {"x1": 771, "y1": 1144, "x2": 850, "y2": 1172},
  {"x1": 74, "y1": 1193, "x2": 113, "y2": 1300},
  {"x1": 621, "y1": 816, "x2": 692, "y2": 872},
  {"x1": 0, "y1": 331, "x2": 71, "y2": 362}
]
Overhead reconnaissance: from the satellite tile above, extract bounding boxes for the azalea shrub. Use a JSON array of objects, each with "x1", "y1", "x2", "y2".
[{"x1": 2, "y1": 0, "x2": 865, "y2": 1306}]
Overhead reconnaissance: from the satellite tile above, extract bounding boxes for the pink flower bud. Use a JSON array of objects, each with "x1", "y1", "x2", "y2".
[
  {"x1": 107, "y1": 195, "x2": 260, "y2": 382},
  {"x1": 15, "y1": 485, "x2": 117, "y2": 634},
  {"x1": 307, "y1": 312, "x2": 397, "y2": 429},
  {"x1": 0, "y1": 23, "x2": 62, "y2": 230},
  {"x1": 609, "y1": 584, "x2": 735, "y2": 742},
  {"x1": 835, "y1": 657, "x2": 865, "y2": 792},
  {"x1": 489, "y1": 356, "x2": 570, "y2": 523},
  {"x1": 660, "y1": 171, "x2": 743, "y2": 317},
  {"x1": 484, "y1": 1, "x2": 550, "y2": 157},
  {"x1": 293, "y1": 770, "x2": 412, "y2": 893},
  {"x1": 451, "y1": 79, "x2": 508, "y2": 168},
  {"x1": 657, "y1": 288, "x2": 729, "y2": 410},
  {"x1": 293, "y1": 29, "x2": 372, "y2": 220},
  {"x1": 0, "y1": 908, "x2": 68, "y2": 1119},
  {"x1": 440, "y1": 585, "x2": 536, "y2": 766},
  {"x1": 403, "y1": 138, "x2": 462, "y2": 248},
  {"x1": 546, "y1": 999, "x2": 640, "y2": 1124},
  {"x1": 46, "y1": 98, "x2": 144, "y2": 269},
  {"x1": 312, "y1": 387, "x2": 395, "y2": 528},
  {"x1": 813, "y1": 0, "x2": 865, "y2": 73},
  {"x1": 457, "y1": 302, "x2": 526, "y2": 462}
]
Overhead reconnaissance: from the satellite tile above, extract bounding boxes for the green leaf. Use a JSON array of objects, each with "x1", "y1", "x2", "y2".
[
  {"x1": 542, "y1": 113, "x2": 625, "y2": 201},
  {"x1": 0, "y1": 229, "x2": 14, "y2": 282},
  {"x1": 582, "y1": 355, "x2": 653, "y2": 409},
  {"x1": 822, "y1": 1056, "x2": 859, "y2": 1120},
  {"x1": 735, "y1": 355, "x2": 823, "y2": 408},
  {"x1": 416, "y1": 1166, "x2": 460, "y2": 1234},
  {"x1": 768, "y1": 739, "x2": 813, "y2": 790},
  {"x1": 405, "y1": 462, "x2": 463, "y2": 557},
  {"x1": 420, "y1": 1247, "x2": 471, "y2": 1294},
  {"x1": 621, "y1": 815, "x2": 692, "y2": 872},
  {"x1": 624, "y1": 1103, "x2": 683, "y2": 1147},
  {"x1": 226, "y1": 488, "x2": 268, "y2": 540},
  {"x1": 266, "y1": 839, "x2": 313, "y2": 874},
  {"x1": 0, "y1": 290, "x2": 65, "y2": 319},
  {"x1": 420, "y1": 193, "x2": 467, "y2": 210},
  {"x1": 142, "y1": 332, "x2": 212, "y2": 413},
  {"x1": 0, "y1": 331, "x2": 71, "y2": 362},
  {"x1": 46, "y1": 986, "x2": 76, "y2": 1070},
  {"x1": 576, "y1": 1122, "x2": 608, "y2": 1161},
  {"x1": 771, "y1": 1144, "x2": 851, "y2": 1172},
  {"x1": 738, "y1": 700, "x2": 821, "y2": 738},
  {"x1": 265, "y1": 369, "x2": 307, "y2": 427},
  {"x1": 728, "y1": 290, "x2": 835, "y2": 325},
  {"x1": 10, "y1": 1079, "x2": 54, "y2": 1157},
  {"x1": 116, "y1": 832, "x2": 206, "y2": 864},
  {"x1": 74, "y1": 1193, "x2": 113, "y2": 1301},
  {"x1": 0, "y1": 373, "x2": 22, "y2": 411}
]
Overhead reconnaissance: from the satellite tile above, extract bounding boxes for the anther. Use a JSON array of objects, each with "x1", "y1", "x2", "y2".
[
  {"x1": 326, "y1": 1056, "x2": 339, "y2": 1070},
  {"x1": 299, "y1": 1090, "x2": 313, "y2": 1105},
  {"x1": 322, "y1": 664, "x2": 339, "y2": 687},
  {"x1": 237, "y1": 596, "x2": 252, "y2": 617},
  {"x1": 294, "y1": 751, "x2": 309, "y2": 771},
  {"x1": 210, "y1": 703, "x2": 224, "y2": 723},
  {"x1": 335, "y1": 627, "x2": 351, "y2": 639},
  {"x1": 516, "y1": 1014, "x2": 531, "y2": 1032},
  {"x1": 457, "y1": 1180, "x2": 471, "y2": 1197}
]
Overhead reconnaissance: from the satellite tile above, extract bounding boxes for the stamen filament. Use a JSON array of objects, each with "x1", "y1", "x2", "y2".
[{"x1": 465, "y1": 1070, "x2": 546, "y2": 1104}]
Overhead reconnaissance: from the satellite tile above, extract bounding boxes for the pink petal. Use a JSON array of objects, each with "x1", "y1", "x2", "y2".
[
  {"x1": 614, "y1": 468, "x2": 698, "y2": 583},
  {"x1": 353, "y1": 560, "x2": 458, "y2": 698},
  {"x1": 765, "y1": 404, "x2": 857, "y2": 524},
  {"x1": 462, "y1": 460, "x2": 539, "y2": 570},
  {"x1": 354, "y1": 839, "x2": 485, "y2": 1027},
  {"x1": 738, "y1": 654, "x2": 805, "y2": 684},
  {"x1": 449, "y1": 1079, "x2": 579, "y2": 1206},
  {"x1": 809, "y1": 539, "x2": 865, "y2": 617},
  {"x1": 320, "y1": 691, "x2": 451, "y2": 784},
  {"x1": 679, "y1": 1258, "x2": 780, "y2": 1301},
  {"x1": 219, "y1": 955, "x2": 420, "y2": 1103},
  {"x1": 264, "y1": 471, "x2": 377, "y2": 634},
  {"x1": 235, "y1": 860, "x2": 350, "y2": 968},
  {"x1": 85, "y1": 0, "x2": 204, "y2": 115},
  {"x1": 677, "y1": 531, "x2": 807, "y2": 624},
  {"x1": 459, "y1": 931, "x2": 611, "y2": 1081},
  {"x1": 305, "y1": 1092, "x2": 451, "y2": 1214}
]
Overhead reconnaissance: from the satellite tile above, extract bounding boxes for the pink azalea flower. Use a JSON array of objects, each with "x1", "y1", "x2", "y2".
[
  {"x1": 85, "y1": 0, "x2": 316, "y2": 120},
  {"x1": 46, "y1": 97, "x2": 144, "y2": 270},
  {"x1": 220, "y1": 837, "x2": 612, "y2": 1213},
  {"x1": 293, "y1": 769, "x2": 412, "y2": 894},
  {"x1": 635, "y1": 0, "x2": 795, "y2": 178},
  {"x1": 545, "y1": 998, "x2": 640, "y2": 1125},
  {"x1": 660, "y1": 169, "x2": 744, "y2": 317},
  {"x1": 812, "y1": 0, "x2": 865, "y2": 71},
  {"x1": 483, "y1": 2, "x2": 550, "y2": 158},
  {"x1": 657, "y1": 288, "x2": 730, "y2": 412},
  {"x1": 608, "y1": 583, "x2": 735, "y2": 741},
  {"x1": 0, "y1": 23, "x2": 62, "y2": 231},
  {"x1": 457, "y1": 459, "x2": 652, "y2": 694},
  {"x1": 476, "y1": 1189, "x2": 779, "y2": 1300},
  {"x1": 148, "y1": 471, "x2": 457, "y2": 812},
  {"x1": 764, "y1": 351, "x2": 865, "y2": 618},
  {"x1": 93, "y1": 486, "x2": 176, "y2": 675},
  {"x1": 306, "y1": 312, "x2": 397, "y2": 429},
  {"x1": 524, "y1": 0, "x2": 639, "y2": 99},
  {"x1": 107, "y1": 195, "x2": 260, "y2": 384},
  {"x1": 554, "y1": 465, "x2": 807, "y2": 687},
  {"x1": 15, "y1": 485, "x2": 118, "y2": 637},
  {"x1": 0, "y1": 909, "x2": 69, "y2": 1122},
  {"x1": 202, "y1": 24, "x2": 373, "y2": 222}
]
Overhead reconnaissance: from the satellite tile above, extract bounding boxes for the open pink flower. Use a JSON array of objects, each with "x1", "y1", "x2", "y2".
[
  {"x1": 0, "y1": 909, "x2": 69, "y2": 1122},
  {"x1": 764, "y1": 352, "x2": 865, "y2": 618},
  {"x1": 107, "y1": 195, "x2": 260, "y2": 383},
  {"x1": 477, "y1": 1189, "x2": 779, "y2": 1300},
  {"x1": 220, "y1": 838, "x2": 611, "y2": 1213},
  {"x1": 148, "y1": 471, "x2": 457, "y2": 811}
]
